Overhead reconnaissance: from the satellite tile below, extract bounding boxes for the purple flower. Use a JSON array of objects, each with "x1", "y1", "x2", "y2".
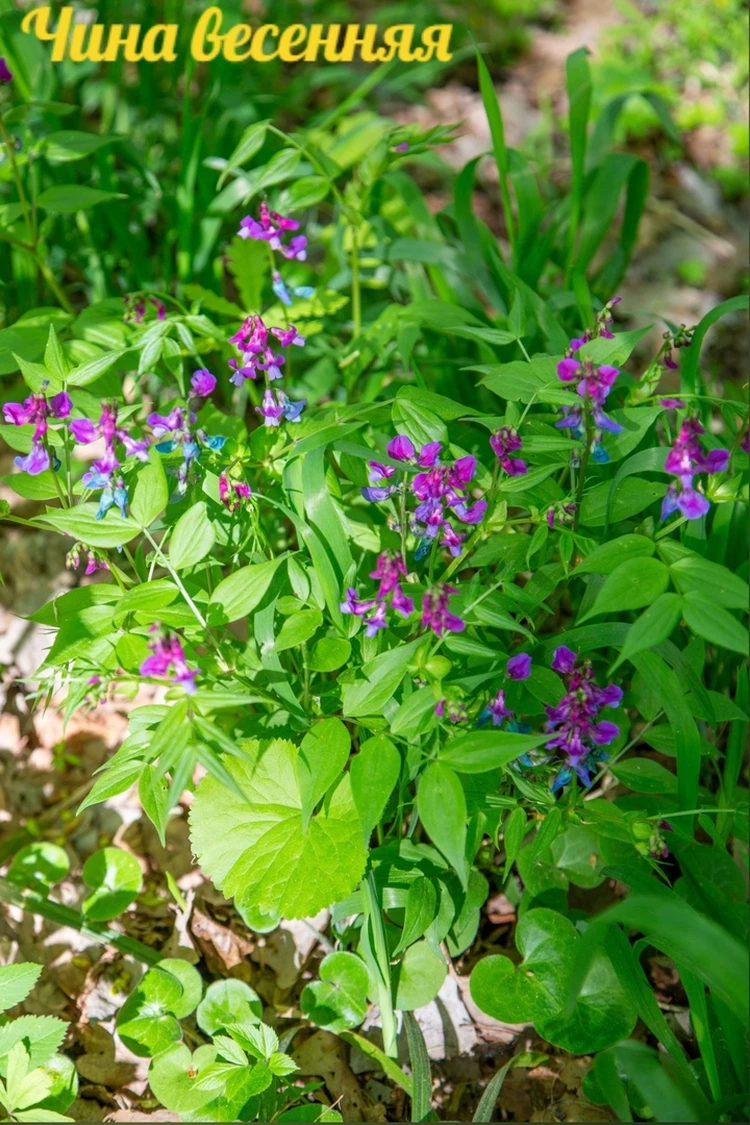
[
  {"x1": 271, "y1": 325, "x2": 306, "y2": 348},
  {"x1": 490, "y1": 427, "x2": 527, "y2": 476},
  {"x1": 191, "y1": 369, "x2": 216, "y2": 397},
  {"x1": 219, "y1": 473, "x2": 252, "y2": 512},
  {"x1": 387, "y1": 434, "x2": 415, "y2": 462},
  {"x1": 479, "y1": 688, "x2": 514, "y2": 727},
  {"x1": 140, "y1": 631, "x2": 198, "y2": 694},
  {"x1": 362, "y1": 485, "x2": 394, "y2": 502},
  {"x1": 391, "y1": 585, "x2": 415, "y2": 617},
  {"x1": 659, "y1": 398, "x2": 686, "y2": 409},
  {"x1": 551, "y1": 646, "x2": 577, "y2": 675},
  {"x1": 507, "y1": 653, "x2": 532, "y2": 681},
  {"x1": 0, "y1": 57, "x2": 13, "y2": 84},
  {"x1": 421, "y1": 585, "x2": 465, "y2": 637},
  {"x1": 340, "y1": 587, "x2": 377, "y2": 617},
  {"x1": 238, "y1": 201, "x2": 307, "y2": 260},
  {"x1": 255, "y1": 387, "x2": 285, "y2": 427},
  {"x1": 369, "y1": 552, "x2": 406, "y2": 598},
  {"x1": 3, "y1": 389, "x2": 71, "y2": 476},
  {"x1": 436, "y1": 697, "x2": 467, "y2": 723},
  {"x1": 661, "y1": 415, "x2": 729, "y2": 521},
  {"x1": 440, "y1": 525, "x2": 465, "y2": 557},
  {"x1": 364, "y1": 603, "x2": 389, "y2": 637},
  {"x1": 557, "y1": 357, "x2": 581, "y2": 382},
  {"x1": 545, "y1": 651, "x2": 622, "y2": 791},
  {"x1": 451, "y1": 498, "x2": 487, "y2": 525},
  {"x1": 417, "y1": 442, "x2": 442, "y2": 468},
  {"x1": 394, "y1": 142, "x2": 410, "y2": 154}
]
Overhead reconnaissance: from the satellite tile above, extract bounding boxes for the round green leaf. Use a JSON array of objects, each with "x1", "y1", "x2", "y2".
[
  {"x1": 196, "y1": 979, "x2": 262, "y2": 1036},
  {"x1": 394, "y1": 941, "x2": 447, "y2": 1011},
  {"x1": 470, "y1": 908, "x2": 636, "y2": 1053},
  {"x1": 148, "y1": 1043, "x2": 219, "y2": 1115},
  {"x1": 81, "y1": 847, "x2": 142, "y2": 921},
  {"x1": 116, "y1": 966, "x2": 185, "y2": 1057},
  {"x1": 308, "y1": 637, "x2": 352, "y2": 673},
  {"x1": 158, "y1": 959, "x2": 204, "y2": 1019},
  {"x1": 189, "y1": 738, "x2": 366, "y2": 920},
  {"x1": 7, "y1": 843, "x2": 69, "y2": 891},
  {"x1": 300, "y1": 951, "x2": 369, "y2": 1033}
]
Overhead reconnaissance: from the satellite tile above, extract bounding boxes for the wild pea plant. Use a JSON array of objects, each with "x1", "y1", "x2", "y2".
[{"x1": 1, "y1": 46, "x2": 749, "y2": 1124}]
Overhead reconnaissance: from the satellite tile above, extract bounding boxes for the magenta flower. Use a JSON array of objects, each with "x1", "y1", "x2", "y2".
[
  {"x1": 219, "y1": 473, "x2": 252, "y2": 513},
  {"x1": 421, "y1": 585, "x2": 465, "y2": 637},
  {"x1": 0, "y1": 57, "x2": 13, "y2": 84},
  {"x1": 551, "y1": 645, "x2": 577, "y2": 674},
  {"x1": 3, "y1": 389, "x2": 71, "y2": 475},
  {"x1": 435, "y1": 697, "x2": 467, "y2": 723},
  {"x1": 191, "y1": 369, "x2": 216, "y2": 397},
  {"x1": 341, "y1": 552, "x2": 415, "y2": 636},
  {"x1": 271, "y1": 325, "x2": 305, "y2": 348},
  {"x1": 659, "y1": 398, "x2": 685, "y2": 409},
  {"x1": 546, "y1": 651, "x2": 622, "y2": 791},
  {"x1": 507, "y1": 653, "x2": 532, "y2": 681},
  {"x1": 490, "y1": 428, "x2": 527, "y2": 476},
  {"x1": 140, "y1": 631, "x2": 198, "y2": 694},
  {"x1": 71, "y1": 401, "x2": 149, "y2": 462},
  {"x1": 480, "y1": 688, "x2": 514, "y2": 727},
  {"x1": 254, "y1": 387, "x2": 306, "y2": 427},
  {"x1": 388, "y1": 434, "x2": 415, "y2": 461},
  {"x1": 364, "y1": 602, "x2": 389, "y2": 637},
  {"x1": 238, "y1": 201, "x2": 308, "y2": 261},
  {"x1": 661, "y1": 416, "x2": 729, "y2": 521},
  {"x1": 228, "y1": 313, "x2": 304, "y2": 386},
  {"x1": 340, "y1": 587, "x2": 377, "y2": 617}
]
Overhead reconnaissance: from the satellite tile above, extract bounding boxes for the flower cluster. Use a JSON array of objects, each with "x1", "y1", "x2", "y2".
[
  {"x1": 238, "y1": 201, "x2": 307, "y2": 261},
  {"x1": 70, "y1": 400, "x2": 151, "y2": 518},
  {"x1": 490, "y1": 428, "x2": 527, "y2": 477},
  {"x1": 546, "y1": 646, "x2": 623, "y2": 791},
  {"x1": 341, "y1": 552, "x2": 414, "y2": 637},
  {"x1": 124, "y1": 293, "x2": 166, "y2": 324},
  {"x1": 556, "y1": 351, "x2": 622, "y2": 459},
  {"x1": 566, "y1": 296, "x2": 621, "y2": 350},
  {"x1": 421, "y1": 584, "x2": 464, "y2": 637},
  {"x1": 363, "y1": 435, "x2": 487, "y2": 559},
  {"x1": 219, "y1": 473, "x2": 252, "y2": 513},
  {"x1": 147, "y1": 403, "x2": 225, "y2": 495},
  {"x1": 478, "y1": 653, "x2": 532, "y2": 728},
  {"x1": 3, "y1": 388, "x2": 71, "y2": 475},
  {"x1": 228, "y1": 315, "x2": 305, "y2": 387},
  {"x1": 66, "y1": 544, "x2": 109, "y2": 576},
  {"x1": 661, "y1": 416, "x2": 729, "y2": 521},
  {"x1": 139, "y1": 629, "x2": 198, "y2": 694}
]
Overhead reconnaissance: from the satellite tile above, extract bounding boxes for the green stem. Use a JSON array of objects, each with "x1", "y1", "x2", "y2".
[
  {"x1": 572, "y1": 405, "x2": 593, "y2": 531},
  {"x1": 0, "y1": 111, "x2": 33, "y2": 237},
  {"x1": 351, "y1": 226, "x2": 361, "y2": 338},
  {"x1": 0, "y1": 877, "x2": 161, "y2": 966}
]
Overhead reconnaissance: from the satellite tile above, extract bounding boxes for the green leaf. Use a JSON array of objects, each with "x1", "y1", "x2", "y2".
[
  {"x1": 583, "y1": 557, "x2": 669, "y2": 619},
  {"x1": 0, "y1": 964, "x2": 42, "y2": 1013},
  {"x1": 0, "y1": 1016, "x2": 67, "y2": 1069},
  {"x1": 81, "y1": 847, "x2": 142, "y2": 922},
  {"x1": 393, "y1": 877, "x2": 439, "y2": 958},
  {"x1": 297, "y1": 719, "x2": 351, "y2": 831},
  {"x1": 631, "y1": 651, "x2": 700, "y2": 812},
  {"x1": 41, "y1": 130, "x2": 115, "y2": 163},
  {"x1": 67, "y1": 348, "x2": 128, "y2": 387},
  {"x1": 189, "y1": 739, "x2": 366, "y2": 920},
  {"x1": 579, "y1": 477, "x2": 665, "y2": 527},
  {"x1": 275, "y1": 608, "x2": 323, "y2": 652},
  {"x1": 502, "y1": 807, "x2": 527, "y2": 880},
  {"x1": 196, "y1": 979, "x2": 262, "y2": 1035},
  {"x1": 116, "y1": 967, "x2": 184, "y2": 1057},
  {"x1": 549, "y1": 825, "x2": 607, "y2": 888},
  {"x1": 610, "y1": 757, "x2": 678, "y2": 794},
  {"x1": 308, "y1": 637, "x2": 352, "y2": 673},
  {"x1": 613, "y1": 593, "x2": 683, "y2": 670},
  {"x1": 130, "y1": 447, "x2": 168, "y2": 527},
  {"x1": 157, "y1": 960, "x2": 204, "y2": 1020},
  {"x1": 40, "y1": 503, "x2": 140, "y2": 548},
  {"x1": 681, "y1": 592, "x2": 748, "y2": 655},
  {"x1": 350, "y1": 735, "x2": 401, "y2": 846},
  {"x1": 148, "y1": 1043, "x2": 219, "y2": 1115},
  {"x1": 7, "y1": 844, "x2": 69, "y2": 892},
  {"x1": 680, "y1": 295, "x2": 749, "y2": 394},
  {"x1": 37, "y1": 185, "x2": 127, "y2": 213},
  {"x1": 209, "y1": 557, "x2": 286, "y2": 623},
  {"x1": 341, "y1": 638, "x2": 422, "y2": 718},
  {"x1": 439, "y1": 730, "x2": 547, "y2": 773},
  {"x1": 418, "y1": 763, "x2": 468, "y2": 887},
  {"x1": 574, "y1": 534, "x2": 655, "y2": 576},
  {"x1": 394, "y1": 940, "x2": 447, "y2": 1011},
  {"x1": 667, "y1": 552, "x2": 749, "y2": 610},
  {"x1": 138, "y1": 766, "x2": 170, "y2": 847},
  {"x1": 470, "y1": 908, "x2": 636, "y2": 1053},
  {"x1": 300, "y1": 952, "x2": 369, "y2": 1033},
  {"x1": 169, "y1": 501, "x2": 215, "y2": 570},
  {"x1": 44, "y1": 326, "x2": 68, "y2": 381}
]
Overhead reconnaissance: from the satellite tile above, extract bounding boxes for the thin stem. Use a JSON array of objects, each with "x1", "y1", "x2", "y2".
[
  {"x1": 0, "y1": 111, "x2": 33, "y2": 236},
  {"x1": 351, "y1": 226, "x2": 361, "y2": 338},
  {"x1": 143, "y1": 528, "x2": 207, "y2": 630},
  {"x1": 572, "y1": 405, "x2": 593, "y2": 531},
  {"x1": 0, "y1": 877, "x2": 161, "y2": 966}
]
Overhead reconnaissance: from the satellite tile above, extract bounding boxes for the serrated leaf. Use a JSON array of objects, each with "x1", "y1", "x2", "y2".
[
  {"x1": 189, "y1": 739, "x2": 366, "y2": 920},
  {"x1": 0, "y1": 965, "x2": 42, "y2": 1013}
]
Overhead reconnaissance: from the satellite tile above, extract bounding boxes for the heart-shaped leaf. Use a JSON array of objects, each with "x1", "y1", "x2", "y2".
[
  {"x1": 470, "y1": 908, "x2": 636, "y2": 1052},
  {"x1": 300, "y1": 952, "x2": 369, "y2": 1033}
]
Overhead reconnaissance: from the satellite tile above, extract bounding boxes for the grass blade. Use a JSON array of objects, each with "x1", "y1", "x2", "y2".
[
  {"x1": 476, "y1": 48, "x2": 516, "y2": 259},
  {"x1": 565, "y1": 47, "x2": 592, "y2": 274},
  {"x1": 403, "y1": 1011, "x2": 433, "y2": 1122}
]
